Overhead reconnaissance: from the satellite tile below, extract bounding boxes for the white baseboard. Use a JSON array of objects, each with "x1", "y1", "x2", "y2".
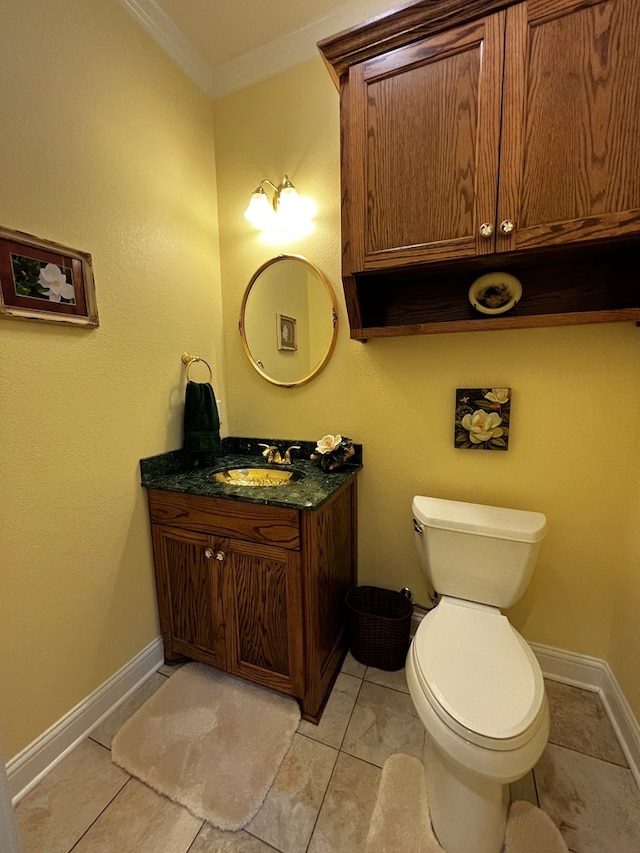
[
  {"x1": 7, "y1": 637, "x2": 164, "y2": 803},
  {"x1": 531, "y1": 641, "x2": 640, "y2": 789},
  {"x1": 530, "y1": 642, "x2": 607, "y2": 692},
  {"x1": 7, "y1": 630, "x2": 640, "y2": 802}
]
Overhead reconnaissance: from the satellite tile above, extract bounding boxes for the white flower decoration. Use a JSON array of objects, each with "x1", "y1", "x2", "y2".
[
  {"x1": 315, "y1": 434, "x2": 342, "y2": 455},
  {"x1": 461, "y1": 410, "x2": 503, "y2": 444},
  {"x1": 38, "y1": 263, "x2": 75, "y2": 303},
  {"x1": 484, "y1": 388, "x2": 510, "y2": 405}
]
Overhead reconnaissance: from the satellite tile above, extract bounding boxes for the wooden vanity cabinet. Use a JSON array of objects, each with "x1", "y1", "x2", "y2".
[
  {"x1": 320, "y1": 0, "x2": 640, "y2": 337},
  {"x1": 147, "y1": 480, "x2": 357, "y2": 723}
]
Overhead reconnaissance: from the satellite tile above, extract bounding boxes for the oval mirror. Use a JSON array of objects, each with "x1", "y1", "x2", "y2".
[{"x1": 239, "y1": 255, "x2": 338, "y2": 387}]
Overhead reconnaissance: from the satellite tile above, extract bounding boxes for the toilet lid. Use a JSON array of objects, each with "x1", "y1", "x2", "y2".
[{"x1": 412, "y1": 598, "x2": 544, "y2": 741}]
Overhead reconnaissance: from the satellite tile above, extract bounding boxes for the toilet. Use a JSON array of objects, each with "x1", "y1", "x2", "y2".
[{"x1": 406, "y1": 496, "x2": 549, "y2": 853}]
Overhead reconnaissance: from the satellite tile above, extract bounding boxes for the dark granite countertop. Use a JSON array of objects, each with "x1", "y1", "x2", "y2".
[{"x1": 140, "y1": 436, "x2": 362, "y2": 511}]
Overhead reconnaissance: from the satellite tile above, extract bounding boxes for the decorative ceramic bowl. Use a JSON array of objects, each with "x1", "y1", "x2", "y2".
[{"x1": 469, "y1": 272, "x2": 522, "y2": 315}]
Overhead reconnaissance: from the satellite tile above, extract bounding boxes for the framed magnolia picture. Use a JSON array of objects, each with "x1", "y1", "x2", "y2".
[
  {"x1": 276, "y1": 313, "x2": 297, "y2": 351},
  {"x1": 0, "y1": 225, "x2": 99, "y2": 327},
  {"x1": 454, "y1": 387, "x2": 511, "y2": 450}
]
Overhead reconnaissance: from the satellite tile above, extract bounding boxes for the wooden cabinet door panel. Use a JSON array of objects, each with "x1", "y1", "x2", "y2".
[
  {"x1": 151, "y1": 525, "x2": 225, "y2": 667},
  {"x1": 499, "y1": 0, "x2": 640, "y2": 252},
  {"x1": 346, "y1": 14, "x2": 505, "y2": 270},
  {"x1": 223, "y1": 540, "x2": 304, "y2": 695}
]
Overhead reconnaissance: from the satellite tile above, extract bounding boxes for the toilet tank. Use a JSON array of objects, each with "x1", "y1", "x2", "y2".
[{"x1": 412, "y1": 496, "x2": 547, "y2": 608}]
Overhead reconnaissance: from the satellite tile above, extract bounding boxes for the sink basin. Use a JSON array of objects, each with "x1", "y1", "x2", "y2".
[{"x1": 212, "y1": 467, "x2": 306, "y2": 487}]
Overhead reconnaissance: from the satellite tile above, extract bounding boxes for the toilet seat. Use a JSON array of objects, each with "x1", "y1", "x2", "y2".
[{"x1": 411, "y1": 597, "x2": 545, "y2": 751}]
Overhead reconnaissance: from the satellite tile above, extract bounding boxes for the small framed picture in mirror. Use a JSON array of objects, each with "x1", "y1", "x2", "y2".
[{"x1": 277, "y1": 313, "x2": 297, "y2": 351}]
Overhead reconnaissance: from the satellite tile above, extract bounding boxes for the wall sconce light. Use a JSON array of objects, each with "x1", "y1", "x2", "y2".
[{"x1": 244, "y1": 175, "x2": 314, "y2": 234}]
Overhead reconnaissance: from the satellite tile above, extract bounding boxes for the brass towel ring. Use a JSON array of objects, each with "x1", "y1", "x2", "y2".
[{"x1": 182, "y1": 352, "x2": 213, "y2": 383}]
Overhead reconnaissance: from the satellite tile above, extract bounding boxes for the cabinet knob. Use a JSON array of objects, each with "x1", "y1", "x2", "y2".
[
  {"x1": 499, "y1": 219, "x2": 515, "y2": 235},
  {"x1": 479, "y1": 222, "x2": 494, "y2": 238},
  {"x1": 204, "y1": 548, "x2": 226, "y2": 561}
]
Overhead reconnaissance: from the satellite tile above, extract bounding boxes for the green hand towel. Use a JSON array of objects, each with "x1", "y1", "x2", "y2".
[{"x1": 183, "y1": 381, "x2": 221, "y2": 456}]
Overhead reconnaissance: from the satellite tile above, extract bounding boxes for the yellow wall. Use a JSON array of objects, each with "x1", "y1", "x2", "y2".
[
  {"x1": 2, "y1": 0, "x2": 639, "y2": 765},
  {"x1": 213, "y1": 59, "x2": 640, "y2": 718},
  {"x1": 608, "y1": 430, "x2": 640, "y2": 716},
  {"x1": 0, "y1": 0, "x2": 223, "y2": 759}
]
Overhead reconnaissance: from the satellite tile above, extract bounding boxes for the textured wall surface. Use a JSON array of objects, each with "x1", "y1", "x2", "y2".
[{"x1": 0, "y1": 0, "x2": 223, "y2": 758}]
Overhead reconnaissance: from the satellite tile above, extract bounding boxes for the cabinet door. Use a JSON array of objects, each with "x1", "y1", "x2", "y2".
[
  {"x1": 222, "y1": 540, "x2": 304, "y2": 696},
  {"x1": 151, "y1": 524, "x2": 225, "y2": 668},
  {"x1": 498, "y1": 0, "x2": 640, "y2": 252},
  {"x1": 344, "y1": 12, "x2": 505, "y2": 271}
]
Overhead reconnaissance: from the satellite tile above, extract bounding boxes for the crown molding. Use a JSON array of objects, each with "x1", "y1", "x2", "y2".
[
  {"x1": 119, "y1": 0, "x2": 215, "y2": 95},
  {"x1": 120, "y1": 0, "x2": 397, "y2": 99},
  {"x1": 207, "y1": 17, "x2": 332, "y2": 100}
]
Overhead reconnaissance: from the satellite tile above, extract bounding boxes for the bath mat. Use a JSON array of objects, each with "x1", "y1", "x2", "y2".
[
  {"x1": 504, "y1": 800, "x2": 569, "y2": 852},
  {"x1": 111, "y1": 663, "x2": 300, "y2": 830},
  {"x1": 366, "y1": 753, "x2": 568, "y2": 853}
]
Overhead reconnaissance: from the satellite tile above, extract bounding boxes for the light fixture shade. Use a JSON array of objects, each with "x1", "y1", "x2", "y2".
[
  {"x1": 276, "y1": 183, "x2": 301, "y2": 224},
  {"x1": 244, "y1": 188, "x2": 274, "y2": 228},
  {"x1": 244, "y1": 175, "x2": 314, "y2": 236}
]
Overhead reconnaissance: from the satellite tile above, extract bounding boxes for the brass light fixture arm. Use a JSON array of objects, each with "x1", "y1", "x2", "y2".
[{"x1": 251, "y1": 176, "x2": 293, "y2": 210}]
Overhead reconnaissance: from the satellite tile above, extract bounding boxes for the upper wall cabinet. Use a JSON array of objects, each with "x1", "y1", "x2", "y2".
[
  {"x1": 344, "y1": 14, "x2": 505, "y2": 270},
  {"x1": 501, "y1": 0, "x2": 640, "y2": 254},
  {"x1": 319, "y1": 0, "x2": 640, "y2": 339}
]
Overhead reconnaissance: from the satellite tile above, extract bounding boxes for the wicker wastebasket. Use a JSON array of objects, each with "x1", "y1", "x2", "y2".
[{"x1": 345, "y1": 586, "x2": 413, "y2": 671}]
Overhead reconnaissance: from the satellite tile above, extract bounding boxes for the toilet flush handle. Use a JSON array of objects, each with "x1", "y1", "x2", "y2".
[{"x1": 413, "y1": 518, "x2": 423, "y2": 534}]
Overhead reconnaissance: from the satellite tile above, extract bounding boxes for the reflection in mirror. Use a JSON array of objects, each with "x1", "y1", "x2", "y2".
[{"x1": 239, "y1": 255, "x2": 338, "y2": 387}]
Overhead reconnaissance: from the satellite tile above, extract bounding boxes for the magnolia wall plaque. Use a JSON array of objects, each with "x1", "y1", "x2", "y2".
[
  {"x1": 454, "y1": 388, "x2": 511, "y2": 450},
  {"x1": 0, "y1": 226, "x2": 98, "y2": 327}
]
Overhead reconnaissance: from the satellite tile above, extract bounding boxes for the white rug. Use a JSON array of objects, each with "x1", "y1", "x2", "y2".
[
  {"x1": 366, "y1": 754, "x2": 568, "y2": 853},
  {"x1": 111, "y1": 663, "x2": 300, "y2": 830}
]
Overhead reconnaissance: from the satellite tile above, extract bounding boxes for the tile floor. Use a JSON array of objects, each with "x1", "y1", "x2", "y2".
[{"x1": 14, "y1": 655, "x2": 640, "y2": 853}]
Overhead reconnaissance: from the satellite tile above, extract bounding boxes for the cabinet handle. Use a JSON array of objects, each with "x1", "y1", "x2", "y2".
[
  {"x1": 204, "y1": 548, "x2": 214, "y2": 559},
  {"x1": 479, "y1": 222, "x2": 494, "y2": 238},
  {"x1": 215, "y1": 550, "x2": 226, "y2": 562},
  {"x1": 499, "y1": 219, "x2": 515, "y2": 235}
]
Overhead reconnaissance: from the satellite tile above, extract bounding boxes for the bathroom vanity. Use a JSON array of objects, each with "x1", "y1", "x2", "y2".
[{"x1": 140, "y1": 439, "x2": 361, "y2": 722}]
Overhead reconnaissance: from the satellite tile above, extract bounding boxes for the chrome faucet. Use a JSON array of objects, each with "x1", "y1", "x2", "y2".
[{"x1": 258, "y1": 443, "x2": 301, "y2": 464}]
